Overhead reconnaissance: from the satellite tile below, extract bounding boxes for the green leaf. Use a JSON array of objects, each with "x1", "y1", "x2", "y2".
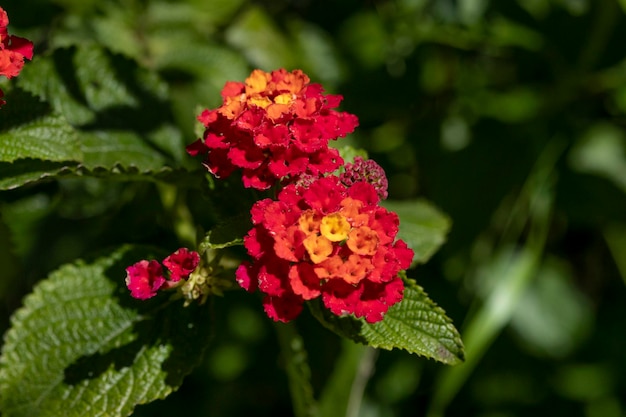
[
  {"x1": 0, "y1": 245, "x2": 211, "y2": 417},
  {"x1": 17, "y1": 44, "x2": 183, "y2": 166},
  {"x1": 81, "y1": 130, "x2": 167, "y2": 171},
  {"x1": 1, "y1": 44, "x2": 189, "y2": 189},
  {"x1": 569, "y1": 122, "x2": 626, "y2": 193},
  {"x1": 337, "y1": 145, "x2": 368, "y2": 165},
  {"x1": 199, "y1": 213, "x2": 251, "y2": 251},
  {"x1": 225, "y1": 6, "x2": 297, "y2": 70},
  {"x1": 509, "y1": 258, "x2": 593, "y2": 358},
  {"x1": 0, "y1": 160, "x2": 75, "y2": 191},
  {"x1": 0, "y1": 160, "x2": 200, "y2": 191},
  {"x1": 19, "y1": 45, "x2": 163, "y2": 123},
  {"x1": 381, "y1": 199, "x2": 451, "y2": 265},
  {"x1": 287, "y1": 19, "x2": 344, "y2": 85},
  {"x1": 339, "y1": 11, "x2": 388, "y2": 69},
  {"x1": 0, "y1": 90, "x2": 82, "y2": 163},
  {"x1": 309, "y1": 278, "x2": 464, "y2": 365}
]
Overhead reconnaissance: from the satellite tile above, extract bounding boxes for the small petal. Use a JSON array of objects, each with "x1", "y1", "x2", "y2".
[
  {"x1": 163, "y1": 248, "x2": 200, "y2": 282},
  {"x1": 125, "y1": 260, "x2": 166, "y2": 300}
]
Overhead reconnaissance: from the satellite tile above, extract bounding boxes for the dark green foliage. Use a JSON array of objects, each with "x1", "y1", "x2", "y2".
[{"x1": 1, "y1": 0, "x2": 625, "y2": 416}]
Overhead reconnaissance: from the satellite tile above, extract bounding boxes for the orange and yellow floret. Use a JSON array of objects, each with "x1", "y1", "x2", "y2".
[{"x1": 236, "y1": 176, "x2": 414, "y2": 323}]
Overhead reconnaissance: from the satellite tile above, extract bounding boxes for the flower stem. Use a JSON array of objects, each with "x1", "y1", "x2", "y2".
[{"x1": 274, "y1": 321, "x2": 317, "y2": 417}]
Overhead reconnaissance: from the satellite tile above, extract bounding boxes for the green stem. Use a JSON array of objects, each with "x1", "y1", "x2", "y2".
[
  {"x1": 345, "y1": 346, "x2": 377, "y2": 417},
  {"x1": 317, "y1": 340, "x2": 376, "y2": 417},
  {"x1": 274, "y1": 321, "x2": 317, "y2": 417}
]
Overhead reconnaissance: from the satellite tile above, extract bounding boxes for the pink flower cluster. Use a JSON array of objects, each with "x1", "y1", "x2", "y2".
[
  {"x1": 125, "y1": 248, "x2": 199, "y2": 300},
  {"x1": 0, "y1": 7, "x2": 34, "y2": 107},
  {"x1": 186, "y1": 69, "x2": 358, "y2": 189}
]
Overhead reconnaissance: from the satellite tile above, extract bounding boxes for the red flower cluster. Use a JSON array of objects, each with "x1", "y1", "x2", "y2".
[
  {"x1": 0, "y1": 7, "x2": 34, "y2": 107},
  {"x1": 125, "y1": 248, "x2": 200, "y2": 300},
  {"x1": 235, "y1": 176, "x2": 414, "y2": 323},
  {"x1": 186, "y1": 69, "x2": 359, "y2": 189}
]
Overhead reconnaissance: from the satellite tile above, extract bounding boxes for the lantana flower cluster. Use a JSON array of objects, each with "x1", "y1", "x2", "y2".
[
  {"x1": 0, "y1": 7, "x2": 34, "y2": 107},
  {"x1": 235, "y1": 175, "x2": 413, "y2": 323},
  {"x1": 186, "y1": 69, "x2": 359, "y2": 189},
  {"x1": 127, "y1": 68, "x2": 414, "y2": 324}
]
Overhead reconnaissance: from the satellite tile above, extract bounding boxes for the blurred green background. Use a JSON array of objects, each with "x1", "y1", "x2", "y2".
[{"x1": 1, "y1": 0, "x2": 626, "y2": 416}]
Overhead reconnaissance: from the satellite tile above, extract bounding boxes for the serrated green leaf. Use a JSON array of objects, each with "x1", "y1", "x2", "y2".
[
  {"x1": 0, "y1": 90, "x2": 82, "y2": 163},
  {"x1": 18, "y1": 45, "x2": 159, "y2": 123},
  {"x1": 0, "y1": 159, "x2": 200, "y2": 191},
  {"x1": 17, "y1": 48, "x2": 96, "y2": 125},
  {"x1": 81, "y1": 130, "x2": 166, "y2": 171},
  {"x1": 16, "y1": 44, "x2": 182, "y2": 170},
  {"x1": 0, "y1": 245, "x2": 211, "y2": 417},
  {"x1": 0, "y1": 160, "x2": 75, "y2": 190},
  {"x1": 309, "y1": 279, "x2": 464, "y2": 365},
  {"x1": 381, "y1": 199, "x2": 451, "y2": 265}
]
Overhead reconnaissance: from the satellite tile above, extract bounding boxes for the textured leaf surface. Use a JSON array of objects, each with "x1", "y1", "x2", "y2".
[
  {"x1": 0, "y1": 91, "x2": 81, "y2": 163},
  {"x1": 382, "y1": 199, "x2": 451, "y2": 265},
  {"x1": 0, "y1": 246, "x2": 211, "y2": 417},
  {"x1": 80, "y1": 131, "x2": 166, "y2": 171},
  {"x1": 0, "y1": 161, "x2": 200, "y2": 191},
  {"x1": 310, "y1": 278, "x2": 464, "y2": 365},
  {"x1": 17, "y1": 44, "x2": 181, "y2": 164}
]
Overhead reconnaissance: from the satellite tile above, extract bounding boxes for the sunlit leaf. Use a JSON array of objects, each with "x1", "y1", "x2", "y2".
[
  {"x1": 310, "y1": 278, "x2": 464, "y2": 365},
  {"x1": 0, "y1": 91, "x2": 81, "y2": 163},
  {"x1": 81, "y1": 131, "x2": 166, "y2": 171},
  {"x1": 0, "y1": 159, "x2": 200, "y2": 191},
  {"x1": 0, "y1": 245, "x2": 211, "y2": 417},
  {"x1": 382, "y1": 199, "x2": 451, "y2": 265}
]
